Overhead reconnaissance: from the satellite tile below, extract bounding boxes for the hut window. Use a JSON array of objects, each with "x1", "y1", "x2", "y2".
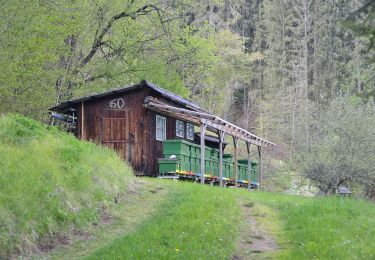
[
  {"x1": 186, "y1": 123, "x2": 194, "y2": 140},
  {"x1": 176, "y1": 120, "x2": 184, "y2": 138},
  {"x1": 156, "y1": 115, "x2": 166, "y2": 141}
]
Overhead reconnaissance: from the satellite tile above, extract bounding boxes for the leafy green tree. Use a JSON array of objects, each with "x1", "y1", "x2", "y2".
[
  {"x1": 0, "y1": 1, "x2": 82, "y2": 119},
  {"x1": 0, "y1": 0, "x2": 235, "y2": 120}
]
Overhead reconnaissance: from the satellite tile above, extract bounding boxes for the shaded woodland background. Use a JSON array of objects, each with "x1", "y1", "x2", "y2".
[{"x1": 0, "y1": 0, "x2": 374, "y2": 197}]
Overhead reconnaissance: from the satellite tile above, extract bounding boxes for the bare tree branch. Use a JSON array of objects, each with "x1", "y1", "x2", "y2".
[{"x1": 80, "y1": 4, "x2": 161, "y2": 67}]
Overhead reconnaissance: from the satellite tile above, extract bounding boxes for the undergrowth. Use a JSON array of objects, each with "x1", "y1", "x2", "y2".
[{"x1": 0, "y1": 114, "x2": 133, "y2": 258}]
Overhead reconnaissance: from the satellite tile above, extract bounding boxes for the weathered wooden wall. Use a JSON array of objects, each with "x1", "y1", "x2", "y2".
[{"x1": 74, "y1": 87, "x2": 195, "y2": 176}]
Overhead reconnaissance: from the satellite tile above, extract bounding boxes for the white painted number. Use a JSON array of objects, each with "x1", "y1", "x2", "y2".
[{"x1": 109, "y1": 98, "x2": 125, "y2": 109}]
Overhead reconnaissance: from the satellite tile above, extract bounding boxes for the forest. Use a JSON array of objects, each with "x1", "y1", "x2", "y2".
[{"x1": 0, "y1": 0, "x2": 374, "y2": 198}]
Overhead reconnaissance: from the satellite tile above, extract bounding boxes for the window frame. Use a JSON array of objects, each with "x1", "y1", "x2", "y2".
[
  {"x1": 176, "y1": 120, "x2": 185, "y2": 138},
  {"x1": 156, "y1": 115, "x2": 166, "y2": 141},
  {"x1": 186, "y1": 123, "x2": 194, "y2": 140}
]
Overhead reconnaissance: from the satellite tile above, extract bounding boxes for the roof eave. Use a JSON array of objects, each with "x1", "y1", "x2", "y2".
[{"x1": 49, "y1": 80, "x2": 205, "y2": 113}]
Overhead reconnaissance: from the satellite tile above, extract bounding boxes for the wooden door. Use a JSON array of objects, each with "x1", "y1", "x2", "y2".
[{"x1": 100, "y1": 109, "x2": 134, "y2": 163}]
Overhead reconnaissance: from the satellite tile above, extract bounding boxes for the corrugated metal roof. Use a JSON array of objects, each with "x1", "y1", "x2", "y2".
[{"x1": 50, "y1": 80, "x2": 205, "y2": 112}]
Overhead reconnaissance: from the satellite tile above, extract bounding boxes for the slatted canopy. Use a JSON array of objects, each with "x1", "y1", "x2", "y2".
[{"x1": 144, "y1": 96, "x2": 275, "y2": 148}]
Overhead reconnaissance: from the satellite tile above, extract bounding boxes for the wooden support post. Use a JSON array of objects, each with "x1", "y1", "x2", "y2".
[
  {"x1": 233, "y1": 136, "x2": 239, "y2": 187},
  {"x1": 257, "y1": 146, "x2": 262, "y2": 190},
  {"x1": 218, "y1": 130, "x2": 225, "y2": 187},
  {"x1": 81, "y1": 101, "x2": 85, "y2": 140},
  {"x1": 246, "y1": 142, "x2": 252, "y2": 192},
  {"x1": 200, "y1": 122, "x2": 207, "y2": 185}
]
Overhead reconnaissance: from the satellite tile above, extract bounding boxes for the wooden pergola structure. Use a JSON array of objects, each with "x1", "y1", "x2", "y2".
[{"x1": 144, "y1": 97, "x2": 275, "y2": 190}]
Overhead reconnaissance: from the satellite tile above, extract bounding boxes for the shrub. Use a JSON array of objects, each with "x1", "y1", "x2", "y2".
[{"x1": 294, "y1": 98, "x2": 375, "y2": 195}]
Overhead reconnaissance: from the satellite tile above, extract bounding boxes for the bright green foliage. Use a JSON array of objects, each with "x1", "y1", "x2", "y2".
[
  {"x1": 134, "y1": 59, "x2": 188, "y2": 98},
  {"x1": 1, "y1": 0, "x2": 375, "y2": 195},
  {"x1": 0, "y1": 0, "x2": 245, "y2": 120},
  {"x1": 87, "y1": 183, "x2": 240, "y2": 259},
  {"x1": 0, "y1": 114, "x2": 133, "y2": 258},
  {"x1": 0, "y1": 1, "x2": 84, "y2": 118}
]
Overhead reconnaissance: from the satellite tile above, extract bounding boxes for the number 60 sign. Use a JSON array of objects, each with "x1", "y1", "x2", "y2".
[{"x1": 109, "y1": 98, "x2": 125, "y2": 109}]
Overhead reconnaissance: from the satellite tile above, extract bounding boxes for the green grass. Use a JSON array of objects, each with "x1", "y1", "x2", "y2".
[
  {"x1": 87, "y1": 185, "x2": 375, "y2": 259},
  {"x1": 279, "y1": 197, "x2": 375, "y2": 259},
  {"x1": 87, "y1": 182, "x2": 240, "y2": 259},
  {"x1": 1, "y1": 114, "x2": 374, "y2": 260},
  {"x1": 235, "y1": 190, "x2": 375, "y2": 259},
  {"x1": 40, "y1": 180, "x2": 172, "y2": 259},
  {"x1": 0, "y1": 114, "x2": 133, "y2": 258}
]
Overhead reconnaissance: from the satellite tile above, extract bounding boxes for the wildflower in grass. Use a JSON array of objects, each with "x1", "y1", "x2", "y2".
[{"x1": 175, "y1": 248, "x2": 180, "y2": 253}]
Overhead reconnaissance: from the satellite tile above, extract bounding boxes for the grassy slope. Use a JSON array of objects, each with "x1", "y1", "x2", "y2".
[
  {"x1": 88, "y1": 182, "x2": 240, "y2": 259},
  {"x1": 86, "y1": 183, "x2": 375, "y2": 260},
  {"x1": 42, "y1": 180, "x2": 171, "y2": 259},
  {"x1": 0, "y1": 115, "x2": 133, "y2": 258}
]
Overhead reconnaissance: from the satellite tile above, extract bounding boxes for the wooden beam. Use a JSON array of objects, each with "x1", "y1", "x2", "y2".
[
  {"x1": 218, "y1": 130, "x2": 225, "y2": 187},
  {"x1": 144, "y1": 104, "x2": 201, "y2": 125},
  {"x1": 144, "y1": 103, "x2": 261, "y2": 145},
  {"x1": 246, "y1": 142, "x2": 252, "y2": 192},
  {"x1": 233, "y1": 136, "x2": 239, "y2": 187},
  {"x1": 200, "y1": 123, "x2": 207, "y2": 185},
  {"x1": 204, "y1": 119, "x2": 263, "y2": 147},
  {"x1": 257, "y1": 146, "x2": 262, "y2": 190},
  {"x1": 145, "y1": 100, "x2": 275, "y2": 147},
  {"x1": 145, "y1": 101, "x2": 216, "y2": 120},
  {"x1": 213, "y1": 115, "x2": 274, "y2": 146}
]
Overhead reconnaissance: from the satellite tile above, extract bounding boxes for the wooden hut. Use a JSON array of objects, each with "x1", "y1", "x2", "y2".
[{"x1": 50, "y1": 80, "x2": 274, "y2": 188}]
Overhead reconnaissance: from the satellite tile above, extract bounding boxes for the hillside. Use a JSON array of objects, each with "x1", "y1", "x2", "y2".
[
  {"x1": 1, "y1": 115, "x2": 375, "y2": 259},
  {"x1": 0, "y1": 115, "x2": 133, "y2": 258}
]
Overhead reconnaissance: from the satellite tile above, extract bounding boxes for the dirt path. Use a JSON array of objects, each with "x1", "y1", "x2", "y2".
[
  {"x1": 26, "y1": 179, "x2": 170, "y2": 260},
  {"x1": 233, "y1": 200, "x2": 279, "y2": 259}
]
